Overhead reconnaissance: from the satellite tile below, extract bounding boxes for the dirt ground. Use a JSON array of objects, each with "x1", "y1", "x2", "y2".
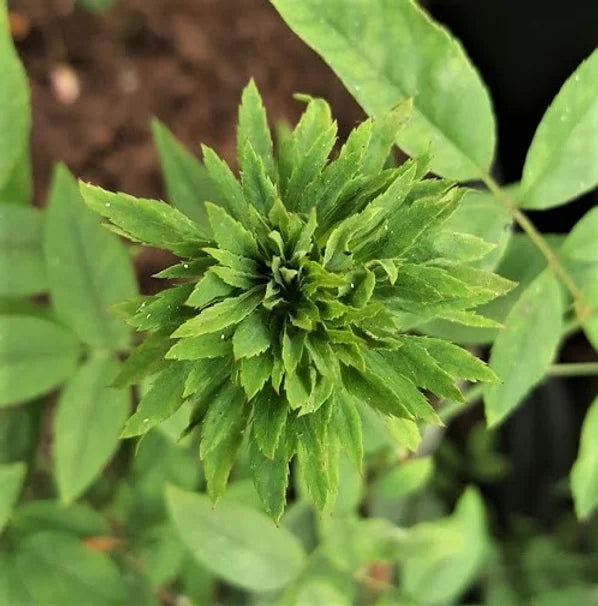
[{"x1": 10, "y1": 0, "x2": 363, "y2": 205}]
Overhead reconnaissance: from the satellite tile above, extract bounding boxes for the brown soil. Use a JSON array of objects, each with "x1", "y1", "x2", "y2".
[{"x1": 11, "y1": 0, "x2": 363, "y2": 205}]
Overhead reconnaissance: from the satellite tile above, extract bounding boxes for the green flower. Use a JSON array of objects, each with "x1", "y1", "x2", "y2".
[{"x1": 81, "y1": 81, "x2": 513, "y2": 520}]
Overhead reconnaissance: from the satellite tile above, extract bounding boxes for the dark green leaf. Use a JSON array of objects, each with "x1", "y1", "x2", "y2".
[
  {"x1": 0, "y1": 461, "x2": 26, "y2": 532},
  {"x1": 251, "y1": 386, "x2": 288, "y2": 458},
  {"x1": 233, "y1": 311, "x2": 271, "y2": 359},
  {"x1": 249, "y1": 438, "x2": 289, "y2": 522},
  {"x1": 166, "y1": 333, "x2": 232, "y2": 360},
  {"x1": 206, "y1": 202, "x2": 259, "y2": 258},
  {"x1": 240, "y1": 352, "x2": 273, "y2": 399},
  {"x1": 331, "y1": 390, "x2": 363, "y2": 471}
]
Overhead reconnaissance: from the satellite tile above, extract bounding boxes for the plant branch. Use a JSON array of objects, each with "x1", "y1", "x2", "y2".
[
  {"x1": 550, "y1": 362, "x2": 598, "y2": 377},
  {"x1": 481, "y1": 174, "x2": 591, "y2": 322}
]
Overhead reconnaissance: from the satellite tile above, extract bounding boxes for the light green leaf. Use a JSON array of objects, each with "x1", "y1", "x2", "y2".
[
  {"x1": 403, "y1": 487, "x2": 488, "y2": 604},
  {"x1": 53, "y1": 356, "x2": 129, "y2": 504},
  {"x1": 296, "y1": 578, "x2": 352, "y2": 606},
  {"x1": 0, "y1": 145, "x2": 32, "y2": 204},
  {"x1": 45, "y1": 165, "x2": 137, "y2": 349},
  {"x1": 385, "y1": 417, "x2": 422, "y2": 453},
  {"x1": 484, "y1": 271, "x2": 563, "y2": 426},
  {"x1": 562, "y1": 207, "x2": 598, "y2": 262},
  {"x1": 79, "y1": 182, "x2": 206, "y2": 256},
  {"x1": 238, "y1": 79, "x2": 275, "y2": 180},
  {"x1": 371, "y1": 457, "x2": 433, "y2": 500},
  {"x1": 206, "y1": 202, "x2": 259, "y2": 258},
  {"x1": 0, "y1": 461, "x2": 26, "y2": 532},
  {"x1": 270, "y1": 0, "x2": 495, "y2": 180},
  {"x1": 166, "y1": 333, "x2": 231, "y2": 360},
  {"x1": 186, "y1": 270, "x2": 235, "y2": 309},
  {"x1": 165, "y1": 485, "x2": 306, "y2": 591},
  {"x1": 0, "y1": 316, "x2": 80, "y2": 407},
  {"x1": 233, "y1": 311, "x2": 270, "y2": 359},
  {"x1": 571, "y1": 395, "x2": 598, "y2": 519},
  {"x1": 15, "y1": 531, "x2": 127, "y2": 606},
  {"x1": 152, "y1": 118, "x2": 217, "y2": 232},
  {"x1": 519, "y1": 48, "x2": 598, "y2": 209},
  {"x1": 0, "y1": 2, "x2": 30, "y2": 191},
  {"x1": 0, "y1": 204, "x2": 46, "y2": 296},
  {"x1": 121, "y1": 362, "x2": 188, "y2": 437},
  {"x1": 174, "y1": 287, "x2": 263, "y2": 337}
]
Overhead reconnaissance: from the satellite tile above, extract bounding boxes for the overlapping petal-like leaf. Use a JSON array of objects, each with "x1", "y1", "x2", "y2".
[{"x1": 80, "y1": 80, "x2": 512, "y2": 519}]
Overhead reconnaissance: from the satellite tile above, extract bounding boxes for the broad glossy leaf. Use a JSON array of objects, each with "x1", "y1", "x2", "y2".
[
  {"x1": 152, "y1": 118, "x2": 216, "y2": 232},
  {"x1": 45, "y1": 165, "x2": 137, "y2": 349},
  {"x1": 121, "y1": 362, "x2": 189, "y2": 437},
  {"x1": 54, "y1": 356, "x2": 129, "y2": 503},
  {"x1": 371, "y1": 456, "x2": 433, "y2": 500},
  {"x1": 0, "y1": 316, "x2": 80, "y2": 407},
  {"x1": 270, "y1": 0, "x2": 495, "y2": 180},
  {"x1": 484, "y1": 271, "x2": 563, "y2": 426},
  {"x1": 15, "y1": 531, "x2": 127, "y2": 606},
  {"x1": 571, "y1": 395, "x2": 598, "y2": 519},
  {"x1": 79, "y1": 182, "x2": 206, "y2": 256},
  {"x1": 0, "y1": 3, "x2": 30, "y2": 191},
  {"x1": 562, "y1": 207, "x2": 598, "y2": 262},
  {"x1": 166, "y1": 485, "x2": 306, "y2": 591},
  {"x1": 0, "y1": 461, "x2": 26, "y2": 531},
  {"x1": 0, "y1": 204, "x2": 46, "y2": 296},
  {"x1": 403, "y1": 487, "x2": 488, "y2": 604},
  {"x1": 520, "y1": 48, "x2": 598, "y2": 209}
]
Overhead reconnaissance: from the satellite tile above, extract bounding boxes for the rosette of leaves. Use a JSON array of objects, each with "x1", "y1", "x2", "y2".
[{"x1": 80, "y1": 81, "x2": 513, "y2": 521}]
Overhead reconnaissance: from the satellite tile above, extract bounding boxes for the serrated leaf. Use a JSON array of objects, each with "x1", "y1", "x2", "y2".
[
  {"x1": 251, "y1": 387, "x2": 288, "y2": 458},
  {"x1": 54, "y1": 356, "x2": 129, "y2": 504},
  {"x1": 0, "y1": 461, "x2": 26, "y2": 532},
  {"x1": 112, "y1": 332, "x2": 171, "y2": 388},
  {"x1": 238, "y1": 79, "x2": 275, "y2": 181},
  {"x1": 200, "y1": 383, "x2": 247, "y2": 458},
  {"x1": 240, "y1": 352, "x2": 273, "y2": 399},
  {"x1": 385, "y1": 417, "x2": 421, "y2": 452},
  {"x1": 364, "y1": 351, "x2": 440, "y2": 424},
  {"x1": 201, "y1": 145, "x2": 249, "y2": 225},
  {"x1": 205, "y1": 202, "x2": 259, "y2": 258},
  {"x1": 361, "y1": 100, "x2": 412, "y2": 175},
  {"x1": 0, "y1": 316, "x2": 80, "y2": 407},
  {"x1": 239, "y1": 141, "x2": 278, "y2": 215},
  {"x1": 332, "y1": 390, "x2": 363, "y2": 471},
  {"x1": 121, "y1": 362, "x2": 189, "y2": 437},
  {"x1": 131, "y1": 283, "x2": 193, "y2": 331},
  {"x1": 270, "y1": 0, "x2": 495, "y2": 180},
  {"x1": 0, "y1": 203, "x2": 46, "y2": 296},
  {"x1": 484, "y1": 271, "x2": 563, "y2": 426},
  {"x1": 202, "y1": 428, "x2": 244, "y2": 503},
  {"x1": 433, "y1": 231, "x2": 496, "y2": 264},
  {"x1": 79, "y1": 182, "x2": 206, "y2": 256},
  {"x1": 152, "y1": 118, "x2": 217, "y2": 232},
  {"x1": 166, "y1": 333, "x2": 232, "y2": 360},
  {"x1": 174, "y1": 287, "x2": 264, "y2": 338},
  {"x1": 183, "y1": 357, "x2": 229, "y2": 399},
  {"x1": 415, "y1": 336, "x2": 498, "y2": 384},
  {"x1": 519, "y1": 48, "x2": 598, "y2": 209},
  {"x1": 186, "y1": 270, "x2": 235, "y2": 309},
  {"x1": 562, "y1": 207, "x2": 598, "y2": 262},
  {"x1": 282, "y1": 327, "x2": 305, "y2": 375},
  {"x1": 249, "y1": 438, "x2": 289, "y2": 522},
  {"x1": 165, "y1": 485, "x2": 306, "y2": 591},
  {"x1": 571, "y1": 395, "x2": 598, "y2": 519},
  {"x1": 233, "y1": 311, "x2": 271, "y2": 359},
  {"x1": 342, "y1": 365, "x2": 412, "y2": 420}
]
